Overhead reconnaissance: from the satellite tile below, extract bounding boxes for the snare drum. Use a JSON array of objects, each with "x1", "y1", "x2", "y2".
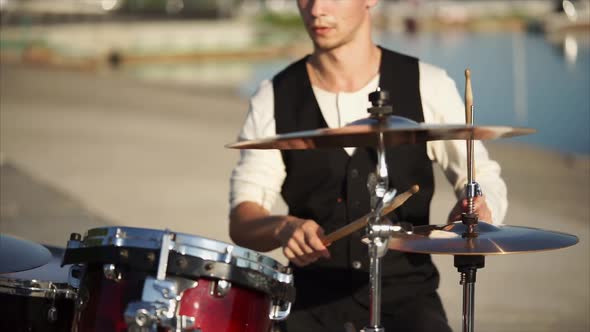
[
  {"x1": 0, "y1": 246, "x2": 77, "y2": 332},
  {"x1": 63, "y1": 227, "x2": 295, "y2": 332}
]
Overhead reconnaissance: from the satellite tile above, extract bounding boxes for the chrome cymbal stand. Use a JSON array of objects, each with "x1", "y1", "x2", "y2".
[
  {"x1": 454, "y1": 69, "x2": 485, "y2": 332},
  {"x1": 361, "y1": 89, "x2": 400, "y2": 332}
]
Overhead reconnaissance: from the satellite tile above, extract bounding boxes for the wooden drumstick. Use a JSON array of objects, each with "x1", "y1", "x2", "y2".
[
  {"x1": 322, "y1": 185, "x2": 420, "y2": 245},
  {"x1": 465, "y1": 69, "x2": 473, "y2": 125}
]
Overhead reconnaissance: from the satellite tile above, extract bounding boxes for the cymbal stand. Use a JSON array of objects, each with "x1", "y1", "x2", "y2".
[
  {"x1": 454, "y1": 69, "x2": 485, "y2": 332},
  {"x1": 361, "y1": 89, "x2": 400, "y2": 332}
]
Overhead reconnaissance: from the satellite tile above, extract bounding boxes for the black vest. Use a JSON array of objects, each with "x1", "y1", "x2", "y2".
[{"x1": 273, "y1": 48, "x2": 439, "y2": 310}]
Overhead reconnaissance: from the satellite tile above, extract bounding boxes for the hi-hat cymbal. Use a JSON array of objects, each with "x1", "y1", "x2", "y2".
[
  {"x1": 0, "y1": 234, "x2": 52, "y2": 273},
  {"x1": 226, "y1": 116, "x2": 536, "y2": 150},
  {"x1": 387, "y1": 222, "x2": 578, "y2": 255}
]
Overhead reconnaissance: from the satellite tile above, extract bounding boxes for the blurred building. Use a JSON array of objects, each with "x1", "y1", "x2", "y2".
[
  {"x1": 4, "y1": 0, "x2": 586, "y2": 22},
  {"x1": 113, "y1": 0, "x2": 243, "y2": 18},
  {"x1": 0, "y1": 0, "x2": 246, "y2": 21}
]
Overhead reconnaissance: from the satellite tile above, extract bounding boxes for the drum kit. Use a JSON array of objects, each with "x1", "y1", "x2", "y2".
[
  {"x1": 1, "y1": 230, "x2": 295, "y2": 332},
  {"x1": 0, "y1": 70, "x2": 579, "y2": 332}
]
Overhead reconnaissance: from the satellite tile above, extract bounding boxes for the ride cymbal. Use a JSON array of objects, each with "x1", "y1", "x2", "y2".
[
  {"x1": 388, "y1": 221, "x2": 579, "y2": 255},
  {"x1": 226, "y1": 116, "x2": 536, "y2": 150}
]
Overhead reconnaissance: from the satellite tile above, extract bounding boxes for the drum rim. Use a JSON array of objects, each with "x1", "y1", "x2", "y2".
[
  {"x1": 0, "y1": 278, "x2": 77, "y2": 299},
  {"x1": 78, "y1": 226, "x2": 292, "y2": 284}
]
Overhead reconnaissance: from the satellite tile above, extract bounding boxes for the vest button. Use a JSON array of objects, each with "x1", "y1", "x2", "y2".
[
  {"x1": 351, "y1": 261, "x2": 362, "y2": 270},
  {"x1": 350, "y1": 169, "x2": 359, "y2": 178}
]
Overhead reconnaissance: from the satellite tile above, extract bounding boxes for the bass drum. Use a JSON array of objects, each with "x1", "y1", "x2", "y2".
[{"x1": 0, "y1": 246, "x2": 77, "y2": 332}]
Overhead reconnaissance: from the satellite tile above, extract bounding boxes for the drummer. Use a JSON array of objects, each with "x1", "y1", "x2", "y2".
[{"x1": 229, "y1": 0, "x2": 506, "y2": 331}]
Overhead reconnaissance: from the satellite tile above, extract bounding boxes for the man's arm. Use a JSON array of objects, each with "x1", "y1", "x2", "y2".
[
  {"x1": 229, "y1": 201, "x2": 284, "y2": 252},
  {"x1": 229, "y1": 80, "x2": 329, "y2": 266},
  {"x1": 229, "y1": 201, "x2": 330, "y2": 266}
]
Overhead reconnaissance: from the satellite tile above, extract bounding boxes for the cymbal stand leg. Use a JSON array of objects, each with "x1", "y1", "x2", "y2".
[
  {"x1": 362, "y1": 90, "x2": 397, "y2": 332},
  {"x1": 375, "y1": 132, "x2": 389, "y2": 199},
  {"x1": 461, "y1": 269, "x2": 475, "y2": 332},
  {"x1": 362, "y1": 132, "x2": 390, "y2": 332},
  {"x1": 454, "y1": 255, "x2": 485, "y2": 332},
  {"x1": 363, "y1": 239, "x2": 386, "y2": 332}
]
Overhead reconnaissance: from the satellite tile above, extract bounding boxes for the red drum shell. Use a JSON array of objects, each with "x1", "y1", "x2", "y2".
[
  {"x1": 178, "y1": 278, "x2": 271, "y2": 332},
  {"x1": 72, "y1": 267, "x2": 272, "y2": 332}
]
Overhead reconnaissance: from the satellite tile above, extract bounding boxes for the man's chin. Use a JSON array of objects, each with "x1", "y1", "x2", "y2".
[{"x1": 312, "y1": 39, "x2": 345, "y2": 52}]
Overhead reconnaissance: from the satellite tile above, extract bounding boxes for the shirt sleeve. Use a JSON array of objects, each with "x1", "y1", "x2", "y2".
[
  {"x1": 229, "y1": 80, "x2": 286, "y2": 211},
  {"x1": 420, "y1": 62, "x2": 508, "y2": 224}
]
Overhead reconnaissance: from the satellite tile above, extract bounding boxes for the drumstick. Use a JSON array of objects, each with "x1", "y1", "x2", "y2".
[
  {"x1": 322, "y1": 185, "x2": 419, "y2": 245},
  {"x1": 465, "y1": 69, "x2": 473, "y2": 125}
]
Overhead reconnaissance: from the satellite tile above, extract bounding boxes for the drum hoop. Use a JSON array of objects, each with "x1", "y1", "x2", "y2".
[
  {"x1": 169, "y1": 253, "x2": 296, "y2": 302},
  {"x1": 79, "y1": 226, "x2": 292, "y2": 283},
  {"x1": 61, "y1": 247, "x2": 296, "y2": 302},
  {"x1": 0, "y1": 279, "x2": 77, "y2": 299}
]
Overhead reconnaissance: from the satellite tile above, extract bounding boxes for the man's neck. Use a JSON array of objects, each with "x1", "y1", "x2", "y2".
[{"x1": 308, "y1": 39, "x2": 381, "y2": 93}]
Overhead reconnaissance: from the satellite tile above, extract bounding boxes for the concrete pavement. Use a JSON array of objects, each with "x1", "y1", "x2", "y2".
[{"x1": 1, "y1": 64, "x2": 588, "y2": 332}]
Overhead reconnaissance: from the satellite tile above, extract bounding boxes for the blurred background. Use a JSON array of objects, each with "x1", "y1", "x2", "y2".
[{"x1": 1, "y1": 1, "x2": 588, "y2": 331}]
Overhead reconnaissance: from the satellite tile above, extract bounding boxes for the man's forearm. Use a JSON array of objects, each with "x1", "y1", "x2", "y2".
[{"x1": 229, "y1": 201, "x2": 285, "y2": 252}]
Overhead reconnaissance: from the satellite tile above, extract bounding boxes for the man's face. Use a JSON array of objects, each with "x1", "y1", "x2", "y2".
[{"x1": 297, "y1": 0, "x2": 377, "y2": 51}]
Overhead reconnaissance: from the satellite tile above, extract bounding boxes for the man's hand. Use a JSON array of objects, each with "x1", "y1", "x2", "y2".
[
  {"x1": 275, "y1": 217, "x2": 331, "y2": 267},
  {"x1": 448, "y1": 196, "x2": 493, "y2": 223}
]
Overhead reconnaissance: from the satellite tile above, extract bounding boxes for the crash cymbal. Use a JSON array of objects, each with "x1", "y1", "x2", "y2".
[
  {"x1": 387, "y1": 221, "x2": 578, "y2": 255},
  {"x1": 226, "y1": 116, "x2": 536, "y2": 150},
  {"x1": 0, "y1": 234, "x2": 52, "y2": 273}
]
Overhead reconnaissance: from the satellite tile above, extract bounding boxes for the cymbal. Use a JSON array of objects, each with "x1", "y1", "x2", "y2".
[
  {"x1": 0, "y1": 234, "x2": 52, "y2": 273},
  {"x1": 387, "y1": 221, "x2": 578, "y2": 255},
  {"x1": 226, "y1": 116, "x2": 536, "y2": 150}
]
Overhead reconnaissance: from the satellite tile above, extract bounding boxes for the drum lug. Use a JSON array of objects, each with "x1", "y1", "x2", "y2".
[
  {"x1": 124, "y1": 307, "x2": 197, "y2": 332},
  {"x1": 67, "y1": 233, "x2": 82, "y2": 249},
  {"x1": 223, "y1": 245, "x2": 234, "y2": 264},
  {"x1": 176, "y1": 316, "x2": 198, "y2": 332},
  {"x1": 103, "y1": 264, "x2": 122, "y2": 282},
  {"x1": 68, "y1": 264, "x2": 85, "y2": 289},
  {"x1": 125, "y1": 302, "x2": 159, "y2": 331},
  {"x1": 47, "y1": 306, "x2": 58, "y2": 322},
  {"x1": 269, "y1": 299, "x2": 292, "y2": 321},
  {"x1": 125, "y1": 277, "x2": 197, "y2": 332},
  {"x1": 209, "y1": 279, "x2": 231, "y2": 297}
]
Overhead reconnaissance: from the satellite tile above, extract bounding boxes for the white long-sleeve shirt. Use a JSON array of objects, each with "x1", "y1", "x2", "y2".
[{"x1": 230, "y1": 61, "x2": 507, "y2": 224}]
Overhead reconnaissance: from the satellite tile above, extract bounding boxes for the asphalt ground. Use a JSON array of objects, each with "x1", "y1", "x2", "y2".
[{"x1": 1, "y1": 64, "x2": 588, "y2": 332}]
